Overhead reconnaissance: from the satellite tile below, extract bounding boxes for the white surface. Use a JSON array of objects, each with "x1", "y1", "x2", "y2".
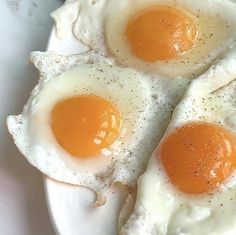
[
  {"x1": 46, "y1": 180, "x2": 128, "y2": 235},
  {"x1": 0, "y1": 1, "x2": 61, "y2": 235}
]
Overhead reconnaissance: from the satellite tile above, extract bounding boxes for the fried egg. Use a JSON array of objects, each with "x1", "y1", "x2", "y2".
[
  {"x1": 121, "y1": 49, "x2": 236, "y2": 234},
  {"x1": 51, "y1": 0, "x2": 236, "y2": 78},
  {"x1": 7, "y1": 51, "x2": 188, "y2": 204}
]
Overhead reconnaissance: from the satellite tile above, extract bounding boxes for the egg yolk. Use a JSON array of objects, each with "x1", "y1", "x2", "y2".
[
  {"x1": 160, "y1": 122, "x2": 236, "y2": 194},
  {"x1": 125, "y1": 5, "x2": 198, "y2": 61},
  {"x1": 51, "y1": 95, "x2": 122, "y2": 158}
]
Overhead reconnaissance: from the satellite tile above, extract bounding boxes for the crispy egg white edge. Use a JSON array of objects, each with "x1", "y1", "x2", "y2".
[{"x1": 120, "y1": 48, "x2": 236, "y2": 235}]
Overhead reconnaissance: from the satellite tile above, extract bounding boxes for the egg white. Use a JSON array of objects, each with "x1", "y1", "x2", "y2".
[
  {"x1": 121, "y1": 49, "x2": 236, "y2": 235},
  {"x1": 52, "y1": 0, "x2": 236, "y2": 78},
  {"x1": 7, "y1": 51, "x2": 188, "y2": 204}
]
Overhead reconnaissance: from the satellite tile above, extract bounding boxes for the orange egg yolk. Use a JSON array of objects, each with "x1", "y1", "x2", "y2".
[
  {"x1": 160, "y1": 122, "x2": 236, "y2": 194},
  {"x1": 125, "y1": 5, "x2": 198, "y2": 61},
  {"x1": 51, "y1": 95, "x2": 122, "y2": 158}
]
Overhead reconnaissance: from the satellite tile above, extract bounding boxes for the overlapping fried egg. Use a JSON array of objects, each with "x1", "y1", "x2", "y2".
[
  {"x1": 51, "y1": 0, "x2": 236, "y2": 78},
  {"x1": 121, "y1": 49, "x2": 236, "y2": 234},
  {"x1": 7, "y1": 51, "x2": 188, "y2": 204}
]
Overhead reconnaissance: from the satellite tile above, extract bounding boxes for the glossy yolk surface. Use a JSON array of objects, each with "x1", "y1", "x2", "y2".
[
  {"x1": 125, "y1": 5, "x2": 198, "y2": 61},
  {"x1": 51, "y1": 95, "x2": 122, "y2": 158},
  {"x1": 160, "y1": 122, "x2": 236, "y2": 194}
]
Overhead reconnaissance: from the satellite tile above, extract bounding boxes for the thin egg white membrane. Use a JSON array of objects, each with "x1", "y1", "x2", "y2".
[
  {"x1": 51, "y1": 0, "x2": 236, "y2": 78},
  {"x1": 7, "y1": 51, "x2": 188, "y2": 204},
  {"x1": 120, "y1": 49, "x2": 236, "y2": 235}
]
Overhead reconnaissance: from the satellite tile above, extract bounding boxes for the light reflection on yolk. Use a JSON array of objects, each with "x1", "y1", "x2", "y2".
[
  {"x1": 51, "y1": 95, "x2": 122, "y2": 158},
  {"x1": 125, "y1": 5, "x2": 198, "y2": 61},
  {"x1": 160, "y1": 122, "x2": 236, "y2": 194}
]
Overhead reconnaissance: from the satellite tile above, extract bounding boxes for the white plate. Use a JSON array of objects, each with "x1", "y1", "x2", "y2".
[
  {"x1": 44, "y1": 28, "x2": 128, "y2": 235},
  {"x1": 44, "y1": 1, "x2": 236, "y2": 234}
]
